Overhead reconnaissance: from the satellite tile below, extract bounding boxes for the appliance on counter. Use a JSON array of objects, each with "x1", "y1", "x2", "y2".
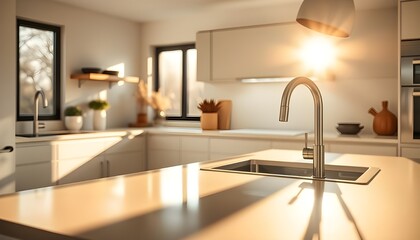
[{"x1": 400, "y1": 40, "x2": 420, "y2": 144}]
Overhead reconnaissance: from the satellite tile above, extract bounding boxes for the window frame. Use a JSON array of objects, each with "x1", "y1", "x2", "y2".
[
  {"x1": 16, "y1": 19, "x2": 61, "y2": 121},
  {"x1": 155, "y1": 44, "x2": 199, "y2": 121}
]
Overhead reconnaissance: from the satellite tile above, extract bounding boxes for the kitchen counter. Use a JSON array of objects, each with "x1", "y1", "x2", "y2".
[
  {"x1": 15, "y1": 127, "x2": 397, "y2": 145},
  {"x1": 0, "y1": 149, "x2": 418, "y2": 239},
  {"x1": 143, "y1": 127, "x2": 398, "y2": 144},
  {"x1": 15, "y1": 129, "x2": 145, "y2": 143}
]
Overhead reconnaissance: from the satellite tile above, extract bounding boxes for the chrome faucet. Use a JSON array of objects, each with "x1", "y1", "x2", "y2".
[
  {"x1": 33, "y1": 90, "x2": 48, "y2": 136},
  {"x1": 279, "y1": 77, "x2": 325, "y2": 178}
]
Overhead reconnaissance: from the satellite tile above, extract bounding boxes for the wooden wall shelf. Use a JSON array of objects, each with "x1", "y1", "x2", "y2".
[{"x1": 70, "y1": 73, "x2": 140, "y2": 88}]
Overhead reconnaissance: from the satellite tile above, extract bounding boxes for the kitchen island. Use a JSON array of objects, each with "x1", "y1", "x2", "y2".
[{"x1": 0, "y1": 149, "x2": 418, "y2": 239}]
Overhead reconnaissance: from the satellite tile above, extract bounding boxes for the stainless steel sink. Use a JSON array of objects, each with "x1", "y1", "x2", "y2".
[{"x1": 201, "y1": 159, "x2": 380, "y2": 184}]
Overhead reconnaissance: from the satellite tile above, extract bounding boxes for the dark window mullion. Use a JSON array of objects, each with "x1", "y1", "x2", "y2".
[{"x1": 181, "y1": 49, "x2": 188, "y2": 118}]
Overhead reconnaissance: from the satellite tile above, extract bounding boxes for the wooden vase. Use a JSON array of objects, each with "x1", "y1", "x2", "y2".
[
  {"x1": 368, "y1": 101, "x2": 397, "y2": 136},
  {"x1": 201, "y1": 113, "x2": 218, "y2": 130},
  {"x1": 217, "y1": 100, "x2": 232, "y2": 130}
]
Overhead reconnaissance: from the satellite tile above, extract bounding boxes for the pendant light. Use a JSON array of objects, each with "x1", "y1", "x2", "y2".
[{"x1": 296, "y1": 0, "x2": 355, "y2": 38}]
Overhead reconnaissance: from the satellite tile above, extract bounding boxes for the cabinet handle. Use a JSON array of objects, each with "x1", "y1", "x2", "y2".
[
  {"x1": 107, "y1": 160, "x2": 110, "y2": 177},
  {"x1": 100, "y1": 161, "x2": 104, "y2": 178},
  {"x1": 0, "y1": 146, "x2": 13, "y2": 153}
]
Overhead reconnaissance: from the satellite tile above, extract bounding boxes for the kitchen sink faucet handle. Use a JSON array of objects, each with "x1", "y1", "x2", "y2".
[{"x1": 303, "y1": 133, "x2": 314, "y2": 160}]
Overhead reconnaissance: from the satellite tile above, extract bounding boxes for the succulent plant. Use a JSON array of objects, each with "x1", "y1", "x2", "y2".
[
  {"x1": 197, "y1": 99, "x2": 221, "y2": 113},
  {"x1": 88, "y1": 100, "x2": 109, "y2": 110},
  {"x1": 64, "y1": 106, "x2": 83, "y2": 116}
]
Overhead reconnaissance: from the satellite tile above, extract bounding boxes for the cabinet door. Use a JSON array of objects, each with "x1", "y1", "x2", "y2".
[
  {"x1": 57, "y1": 156, "x2": 102, "y2": 185},
  {"x1": 401, "y1": 0, "x2": 420, "y2": 40},
  {"x1": 401, "y1": 147, "x2": 420, "y2": 160},
  {"x1": 210, "y1": 23, "x2": 307, "y2": 81},
  {"x1": 16, "y1": 162, "x2": 55, "y2": 191},
  {"x1": 56, "y1": 138, "x2": 119, "y2": 161},
  {"x1": 271, "y1": 140, "x2": 303, "y2": 150},
  {"x1": 16, "y1": 144, "x2": 55, "y2": 191},
  {"x1": 181, "y1": 136, "x2": 209, "y2": 164},
  {"x1": 209, "y1": 138, "x2": 271, "y2": 157},
  {"x1": 147, "y1": 135, "x2": 181, "y2": 170},
  {"x1": 328, "y1": 143, "x2": 397, "y2": 156},
  {"x1": 196, "y1": 31, "x2": 212, "y2": 82},
  {"x1": 148, "y1": 150, "x2": 181, "y2": 170},
  {"x1": 105, "y1": 136, "x2": 145, "y2": 154},
  {"x1": 106, "y1": 152, "x2": 146, "y2": 177}
]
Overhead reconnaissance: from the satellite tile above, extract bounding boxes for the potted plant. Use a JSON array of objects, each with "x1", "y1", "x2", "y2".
[
  {"x1": 64, "y1": 106, "x2": 83, "y2": 131},
  {"x1": 197, "y1": 99, "x2": 221, "y2": 130},
  {"x1": 88, "y1": 100, "x2": 109, "y2": 130}
]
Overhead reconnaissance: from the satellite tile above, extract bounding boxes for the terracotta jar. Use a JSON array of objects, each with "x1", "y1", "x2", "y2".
[
  {"x1": 368, "y1": 101, "x2": 397, "y2": 136},
  {"x1": 201, "y1": 113, "x2": 218, "y2": 130}
]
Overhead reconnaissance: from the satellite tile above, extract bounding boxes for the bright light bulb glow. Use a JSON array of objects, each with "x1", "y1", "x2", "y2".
[{"x1": 300, "y1": 37, "x2": 336, "y2": 71}]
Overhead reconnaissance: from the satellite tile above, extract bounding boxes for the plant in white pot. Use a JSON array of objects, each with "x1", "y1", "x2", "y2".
[
  {"x1": 197, "y1": 99, "x2": 221, "y2": 130},
  {"x1": 88, "y1": 100, "x2": 109, "y2": 130},
  {"x1": 64, "y1": 106, "x2": 83, "y2": 131}
]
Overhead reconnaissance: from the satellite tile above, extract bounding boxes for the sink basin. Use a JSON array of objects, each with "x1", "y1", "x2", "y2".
[
  {"x1": 201, "y1": 159, "x2": 380, "y2": 184},
  {"x1": 16, "y1": 131, "x2": 92, "y2": 138}
]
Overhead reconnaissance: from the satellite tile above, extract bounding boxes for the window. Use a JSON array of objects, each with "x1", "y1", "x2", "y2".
[
  {"x1": 155, "y1": 44, "x2": 203, "y2": 121},
  {"x1": 17, "y1": 19, "x2": 61, "y2": 121}
]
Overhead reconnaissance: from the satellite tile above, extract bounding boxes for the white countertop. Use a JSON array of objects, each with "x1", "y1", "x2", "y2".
[
  {"x1": 15, "y1": 127, "x2": 398, "y2": 145},
  {"x1": 0, "y1": 149, "x2": 418, "y2": 239},
  {"x1": 143, "y1": 127, "x2": 398, "y2": 144},
  {"x1": 15, "y1": 129, "x2": 146, "y2": 143}
]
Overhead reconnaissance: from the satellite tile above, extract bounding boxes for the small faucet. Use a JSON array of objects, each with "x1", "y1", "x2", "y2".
[
  {"x1": 279, "y1": 77, "x2": 325, "y2": 178},
  {"x1": 33, "y1": 90, "x2": 48, "y2": 136}
]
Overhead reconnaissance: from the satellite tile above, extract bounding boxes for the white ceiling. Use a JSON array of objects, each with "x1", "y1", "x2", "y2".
[{"x1": 48, "y1": 0, "x2": 397, "y2": 23}]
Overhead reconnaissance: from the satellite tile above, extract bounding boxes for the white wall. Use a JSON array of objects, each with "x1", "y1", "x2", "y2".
[
  {"x1": 16, "y1": 0, "x2": 142, "y2": 132},
  {"x1": 139, "y1": 6, "x2": 398, "y2": 134}
]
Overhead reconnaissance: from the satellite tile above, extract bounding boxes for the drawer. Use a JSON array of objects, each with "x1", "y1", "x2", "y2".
[
  {"x1": 401, "y1": 147, "x2": 420, "y2": 160},
  {"x1": 210, "y1": 138, "x2": 271, "y2": 154},
  {"x1": 16, "y1": 144, "x2": 53, "y2": 165},
  {"x1": 105, "y1": 136, "x2": 145, "y2": 154},
  {"x1": 148, "y1": 135, "x2": 180, "y2": 151},
  {"x1": 181, "y1": 136, "x2": 209, "y2": 152},
  {"x1": 56, "y1": 138, "x2": 119, "y2": 160},
  {"x1": 328, "y1": 143, "x2": 397, "y2": 156}
]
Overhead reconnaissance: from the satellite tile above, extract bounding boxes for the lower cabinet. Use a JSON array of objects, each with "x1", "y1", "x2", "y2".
[
  {"x1": 16, "y1": 134, "x2": 146, "y2": 190},
  {"x1": 400, "y1": 146, "x2": 420, "y2": 160},
  {"x1": 209, "y1": 138, "x2": 271, "y2": 160},
  {"x1": 147, "y1": 135, "x2": 210, "y2": 170},
  {"x1": 147, "y1": 135, "x2": 181, "y2": 170},
  {"x1": 16, "y1": 142, "x2": 56, "y2": 191},
  {"x1": 326, "y1": 142, "x2": 398, "y2": 156},
  {"x1": 56, "y1": 136, "x2": 146, "y2": 185},
  {"x1": 16, "y1": 130, "x2": 400, "y2": 191}
]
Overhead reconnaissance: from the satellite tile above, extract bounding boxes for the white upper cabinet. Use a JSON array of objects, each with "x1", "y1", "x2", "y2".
[
  {"x1": 401, "y1": 0, "x2": 420, "y2": 40},
  {"x1": 196, "y1": 23, "x2": 314, "y2": 82}
]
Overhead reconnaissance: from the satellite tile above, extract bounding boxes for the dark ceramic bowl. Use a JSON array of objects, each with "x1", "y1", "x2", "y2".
[
  {"x1": 102, "y1": 70, "x2": 119, "y2": 76},
  {"x1": 336, "y1": 123, "x2": 364, "y2": 135},
  {"x1": 81, "y1": 67, "x2": 102, "y2": 74}
]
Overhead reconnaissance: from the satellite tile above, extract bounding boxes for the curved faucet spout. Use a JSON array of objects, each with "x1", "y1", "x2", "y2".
[
  {"x1": 278, "y1": 77, "x2": 325, "y2": 178},
  {"x1": 33, "y1": 90, "x2": 49, "y2": 136}
]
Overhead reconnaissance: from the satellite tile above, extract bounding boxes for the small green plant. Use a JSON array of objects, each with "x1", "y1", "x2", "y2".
[
  {"x1": 88, "y1": 100, "x2": 109, "y2": 110},
  {"x1": 197, "y1": 99, "x2": 221, "y2": 113},
  {"x1": 64, "y1": 106, "x2": 83, "y2": 116}
]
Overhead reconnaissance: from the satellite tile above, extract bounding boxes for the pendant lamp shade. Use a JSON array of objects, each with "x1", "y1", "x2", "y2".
[{"x1": 296, "y1": 0, "x2": 355, "y2": 38}]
